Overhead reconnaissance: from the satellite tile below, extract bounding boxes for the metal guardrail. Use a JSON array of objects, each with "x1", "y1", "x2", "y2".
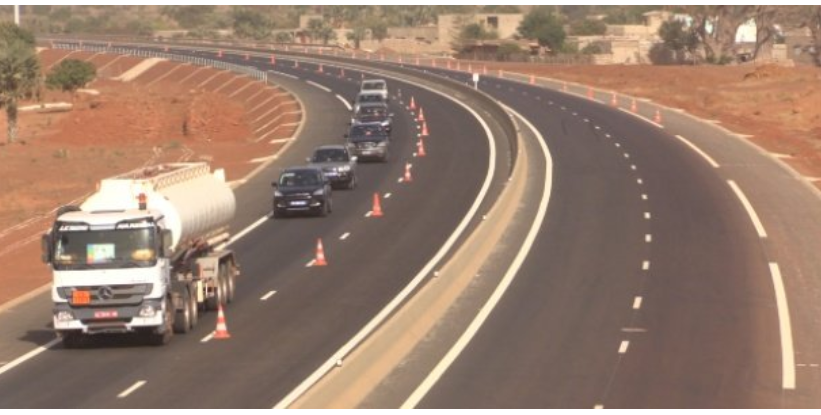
[{"x1": 51, "y1": 41, "x2": 268, "y2": 83}]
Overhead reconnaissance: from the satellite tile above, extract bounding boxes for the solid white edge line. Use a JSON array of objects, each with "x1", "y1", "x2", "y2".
[
  {"x1": 674, "y1": 135, "x2": 720, "y2": 168},
  {"x1": 260, "y1": 291, "x2": 277, "y2": 301},
  {"x1": 269, "y1": 70, "x2": 299, "y2": 80},
  {"x1": 770, "y1": 262, "x2": 796, "y2": 390},
  {"x1": 306, "y1": 80, "x2": 332, "y2": 93},
  {"x1": 401, "y1": 104, "x2": 552, "y2": 409},
  {"x1": 0, "y1": 338, "x2": 60, "y2": 377},
  {"x1": 618, "y1": 107, "x2": 664, "y2": 129},
  {"x1": 117, "y1": 380, "x2": 147, "y2": 399},
  {"x1": 727, "y1": 180, "x2": 768, "y2": 238},
  {"x1": 200, "y1": 332, "x2": 215, "y2": 343},
  {"x1": 274, "y1": 68, "x2": 499, "y2": 410},
  {"x1": 335, "y1": 94, "x2": 352, "y2": 111}
]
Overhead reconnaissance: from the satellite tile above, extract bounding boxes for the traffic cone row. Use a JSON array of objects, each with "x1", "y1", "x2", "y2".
[{"x1": 587, "y1": 87, "x2": 594, "y2": 99}]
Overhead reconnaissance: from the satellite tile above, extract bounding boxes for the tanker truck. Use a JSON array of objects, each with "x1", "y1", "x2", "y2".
[{"x1": 41, "y1": 163, "x2": 239, "y2": 347}]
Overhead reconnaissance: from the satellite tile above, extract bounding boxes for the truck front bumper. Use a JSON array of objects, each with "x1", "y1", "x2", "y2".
[{"x1": 53, "y1": 299, "x2": 166, "y2": 334}]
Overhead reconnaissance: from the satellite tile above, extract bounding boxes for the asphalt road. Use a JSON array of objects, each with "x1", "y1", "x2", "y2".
[{"x1": 0, "y1": 46, "x2": 510, "y2": 408}]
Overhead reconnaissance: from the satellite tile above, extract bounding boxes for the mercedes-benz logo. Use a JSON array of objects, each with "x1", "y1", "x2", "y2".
[{"x1": 98, "y1": 286, "x2": 114, "y2": 300}]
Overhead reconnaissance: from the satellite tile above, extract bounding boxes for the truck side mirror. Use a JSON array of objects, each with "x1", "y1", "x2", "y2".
[
  {"x1": 162, "y1": 229, "x2": 173, "y2": 258},
  {"x1": 271, "y1": 182, "x2": 278, "y2": 188},
  {"x1": 41, "y1": 234, "x2": 52, "y2": 264},
  {"x1": 351, "y1": 156, "x2": 358, "y2": 163}
]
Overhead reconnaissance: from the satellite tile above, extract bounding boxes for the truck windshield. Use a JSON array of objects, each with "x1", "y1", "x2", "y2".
[{"x1": 53, "y1": 226, "x2": 157, "y2": 270}]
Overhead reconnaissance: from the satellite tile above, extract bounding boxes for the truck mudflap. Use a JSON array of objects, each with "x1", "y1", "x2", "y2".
[{"x1": 53, "y1": 299, "x2": 165, "y2": 334}]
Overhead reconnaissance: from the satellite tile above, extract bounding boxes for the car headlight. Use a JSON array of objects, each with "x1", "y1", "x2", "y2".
[
  {"x1": 377, "y1": 141, "x2": 387, "y2": 147},
  {"x1": 138, "y1": 304, "x2": 156, "y2": 317},
  {"x1": 339, "y1": 165, "x2": 351, "y2": 172},
  {"x1": 313, "y1": 189, "x2": 325, "y2": 196},
  {"x1": 274, "y1": 190, "x2": 283, "y2": 197}
]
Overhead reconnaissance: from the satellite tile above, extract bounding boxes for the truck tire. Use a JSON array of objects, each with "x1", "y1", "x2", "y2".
[
  {"x1": 205, "y1": 277, "x2": 224, "y2": 311},
  {"x1": 189, "y1": 288, "x2": 199, "y2": 328},
  {"x1": 218, "y1": 263, "x2": 229, "y2": 306},
  {"x1": 225, "y1": 264, "x2": 236, "y2": 304},
  {"x1": 149, "y1": 298, "x2": 174, "y2": 346},
  {"x1": 173, "y1": 293, "x2": 191, "y2": 334}
]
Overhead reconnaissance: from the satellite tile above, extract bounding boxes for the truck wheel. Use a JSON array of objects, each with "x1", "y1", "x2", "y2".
[
  {"x1": 225, "y1": 264, "x2": 236, "y2": 304},
  {"x1": 189, "y1": 288, "x2": 199, "y2": 328},
  {"x1": 218, "y1": 263, "x2": 230, "y2": 306},
  {"x1": 173, "y1": 293, "x2": 191, "y2": 334},
  {"x1": 149, "y1": 298, "x2": 174, "y2": 346},
  {"x1": 205, "y1": 279, "x2": 223, "y2": 311}
]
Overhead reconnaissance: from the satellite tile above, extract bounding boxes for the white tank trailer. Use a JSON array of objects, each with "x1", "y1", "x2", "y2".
[{"x1": 42, "y1": 163, "x2": 240, "y2": 347}]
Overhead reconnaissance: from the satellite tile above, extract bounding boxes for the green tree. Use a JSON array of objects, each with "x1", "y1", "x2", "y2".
[
  {"x1": 658, "y1": 20, "x2": 699, "y2": 64},
  {"x1": 369, "y1": 20, "x2": 388, "y2": 43},
  {"x1": 232, "y1": 7, "x2": 273, "y2": 40},
  {"x1": 496, "y1": 42, "x2": 523, "y2": 61},
  {"x1": 518, "y1": 7, "x2": 566, "y2": 52},
  {"x1": 274, "y1": 32, "x2": 293, "y2": 43},
  {"x1": 570, "y1": 19, "x2": 607, "y2": 36},
  {"x1": 482, "y1": 5, "x2": 521, "y2": 14},
  {"x1": 346, "y1": 24, "x2": 368, "y2": 49},
  {"x1": 0, "y1": 23, "x2": 41, "y2": 144},
  {"x1": 46, "y1": 59, "x2": 96, "y2": 101}
]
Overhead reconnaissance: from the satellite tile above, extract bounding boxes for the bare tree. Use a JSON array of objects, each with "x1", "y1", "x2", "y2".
[{"x1": 688, "y1": 5, "x2": 756, "y2": 63}]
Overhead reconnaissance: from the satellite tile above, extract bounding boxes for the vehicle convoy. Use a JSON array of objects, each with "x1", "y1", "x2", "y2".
[
  {"x1": 307, "y1": 145, "x2": 359, "y2": 190},
  {"x1": 41, "y1": 163, "x2": 239, "y2": 347},
  {"x1": 272, "y1": 166, "x2": 333, "y2": 218},
  {"x1": 346, "y1": 123, "x2": 391, "y2": 162}
]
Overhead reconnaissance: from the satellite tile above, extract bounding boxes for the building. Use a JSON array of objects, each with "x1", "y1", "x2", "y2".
[{"x1": 437, "y1": 13, "x2": 524, "y2": 49}]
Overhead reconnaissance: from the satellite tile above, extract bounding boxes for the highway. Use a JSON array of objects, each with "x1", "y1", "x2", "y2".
[{"x1": 4, "y1": 42, "x2": 821, "y2": 408}]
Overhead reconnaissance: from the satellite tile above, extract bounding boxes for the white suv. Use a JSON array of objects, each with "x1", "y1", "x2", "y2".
[{"x1": 360, "y1": 79, "x2": 388, "y2": 101}]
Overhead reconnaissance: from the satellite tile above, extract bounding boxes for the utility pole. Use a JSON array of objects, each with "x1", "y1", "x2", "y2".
[{"x1": 14, "y1": 5, "x2": 20, "y2": 25}]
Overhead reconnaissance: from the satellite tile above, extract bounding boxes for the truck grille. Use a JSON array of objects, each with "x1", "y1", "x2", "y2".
[{"x1": 60, "y1": 284, "x2": 153, "y2": 306}]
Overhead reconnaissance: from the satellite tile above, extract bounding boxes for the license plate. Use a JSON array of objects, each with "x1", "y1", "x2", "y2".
[
  {"x1": 71, "y1": 290, "x2": 91, "y2": 305},
  {"x1": 290, "y1": 200, "x2": 308, "y2": 206},
  {"x1": 362, "y1": 150, "x2": 374, "y2": 155},
  {"x1": 94, "y1": 310, "x2": 118, "y2": 319},
  {"x1": 325, "y1": 172, "x2": 338, "y2": 177}
]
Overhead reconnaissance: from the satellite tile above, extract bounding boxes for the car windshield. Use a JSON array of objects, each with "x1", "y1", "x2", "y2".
[
  {"x1": 362, "y1": 81, "x2": 385, "y2": 91},
  {"x1": 357, "y1": 106, "x2": 387, "y2": 117},
  {"x1": 53, "y1": 224, "x2": 156, "y2": 270},
  {"x1": 279, "y1": 170, "x2": 321, "y2": 187},
  {"x1": 313, "y1": 149, "x2": 349, "y2": 163},
  {"x1": 357, "y1": 115, "x2": 385, "y2": 123},
  {"x1": 357, "y1": 94, "x2": 383, "y2": 103},
  {"x1": 350, "y1": 124, "x2": 386, "y2": 136}
]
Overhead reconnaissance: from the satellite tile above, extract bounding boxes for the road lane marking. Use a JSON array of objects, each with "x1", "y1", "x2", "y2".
[
  {"x1": 365, "y1": 211, "x2": 373, "y2": 218},
  {"x1": 306, "y1": 259, "x2": 316, "y2": 267},
  {"x1": 637, "y1": 178, "x2": 643, "y2": 185},
  {"x1": 0, "y1": 338, "x2": 60, "y2": 377},
  {"x1": 619, "y1": 341, "x2": 630, "y2": 354},
  {"x1": 674, "y1": 135, "x2": 720, "y2": 168},
  {"x1": 335, "y1": 94, "x2": 352, "y2": 110},
  {"x1": 306, "y1": 80, "x2": 332, "y2": 93},
  {"x1": 631, "y1": 165, "x2": 637, "y2": 171},
  {"x1": 642, "y1": 261, "x2": 650, "y2": 271},
  {"x1": 633, "y1": 296, "x2": 643, "y2": 310},
  {"x1": 624, "y1": 153, "x2": 630, "y2": 159},
  {"x1": 225, "y1": 215, "x2": 269, "y2": 247},
  {"x1": 645, "y1": 234, "x2": 652, "y2": 243},
  {"x1": 644, "y1": 212, "x2": 651, "y2": 220},
  {"x1": 770, "y1": 262, "x2": 796, "y2": 390},
  {"x1": 200, "y1": 332, "x2": 215, "y2": 343},
  {"x1": 605, "y1": 133, "x2": 611, "y2": 138},
  {"x1": 594, "y1": 405, "x2": 604, "y2": 409},
  {"x1": 261, "y1": 291, "x2": 277, "y2": 301},
  {"x1": 615, "y1": 143, "x2": 621, "y2": 148},
  {"x1": 727, "y1": 180, "x2": 767, "y2": 238},
  {"x1": 642, "y1": 194, "x2": 648, "y2": 200},
  {"x1": 269, "y1": 70, "x2": 298, "y2": 80},
  {"x1": 617, "y1": 107, "x2": 664, "y2": 129},
  {"x1": 384, "y1": 193, "x2": 392, "y2": 199},
  {"x1": 340, "y1": 232, "x2": 351, "y2": 240},
  {"x1": 401, "y1": 104, "x2": 552, "y2": 409},
  {"x1": 117, "y1": 381, "x2": 147, "y2": 398}
]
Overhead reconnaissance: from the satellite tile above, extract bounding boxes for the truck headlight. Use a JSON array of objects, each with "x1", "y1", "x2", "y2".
[
  {"x1": 56, "y1": 311, "x2": 74, "y2": 321},
  {"x1": 274, "y1": 190, "x2": 283, "y2": 197},
  {"x1": 138, "y1": 304, "x2": 156, "y2": 317}
]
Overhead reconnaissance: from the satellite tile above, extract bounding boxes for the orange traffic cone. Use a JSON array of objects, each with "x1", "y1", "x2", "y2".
[
  {"x1": 587, "y1": 87, "x2": 594, "y2": 99},
  {"x1": 631, "y1": 98, "x2": 638, "y2": 113},
  {"x1": 610, "y1": 92, "x2": 618, "y2": 107},
  {"x1": 447, "y1": 61, "x2": 452, "y2": 69},
  {"x1": 398, "y1": 56, "x2": 403, "y2": 64},
  {"x1": 380, "y1": 53, "x2": 385, "y2": 61},
  {"x1": 529, "y1": 74, "x2": 535, "y2": 85},
  {"x1": 457, "y1": 61, "x2": 461, "y2": 71},
  {"x1": 654, "y1": 109, "x2": 663, "y2": 124},
  {"x1": 483, "y1": 65, "x2": 488, "y2": 75},
  {"x1": 218, "y1": 50, "x2": 223, "y2": 58},
  {"x1": 244, "y1": 53, "x2": 249, "y2": 61},
  {"x1": 213, "y1": 305, "x2": 231, "y2": 340},
  {"x1": 468, "y1": 63, "x2": 473, "y2": 73},
  {"x1": 562, "y1": 82, "x2": 568, "y2": 92},
  {"x1": 417, "y1": 139, "x2": 427, "y2": 157},
  {"x1": 432, "y1": 59, "x2": 437, "y2": 68},
  {"x1": 164, "y1": 46, "x2": 169, "y2": 52},
  {"x1": 404, "y1": 163, "x2": 413, "y2": 183},
  {"x1": 339, "y1": 68, "x2": 345, "y2": 78},
  {"x1": 314, "y1": 238, "x2": 328, "y2": 267},
  {"x1": 415, "y1": 57, "x2": 420, "y2": 65},
  {"x1": 498, "y1": 69, "x2": 504, "y2": 78},
  {"x1": 270, "y1": 55, "x2": 276, "y2": 64},
  {"x1": 294, "y1": 60, "x2": 299, "y2": 69},
  {"x1": 318, "y1": 63, "x2": 324, "y2": 73},
  {"x1": 417, "y1": 107, "x2": 425, "y2": 122},
  {"x1": 421, "y1": 121, "x2": 429, "y2": 137},
  {"x1": 409, "y1": 96, "x2": 416, "y2": 110},
  {"x1": 372, "y1": 193, "x2": 384, "y2": 217}
]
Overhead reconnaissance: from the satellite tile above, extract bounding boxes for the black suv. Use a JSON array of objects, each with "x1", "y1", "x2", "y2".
[
  {"x1": 346, "y1": 123, "x2": 390, "y2": 162},
  {"x1": 352, "y1": 102, "x2": 392, "y2": 134},
  {"x1": 272, "y1": 167, "x2": 333, "y2": 218}
]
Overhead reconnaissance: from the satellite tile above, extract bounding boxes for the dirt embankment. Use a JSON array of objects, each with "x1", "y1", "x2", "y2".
[{"x1": 0, "y1": 49, "x2": 302, "y2": 305}]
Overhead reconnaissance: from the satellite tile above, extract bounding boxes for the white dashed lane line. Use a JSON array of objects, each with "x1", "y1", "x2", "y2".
[
  {"x1": 633, "y1": 296, "x2": 643, "y2": 310},
  {"x1": 769, "y1": 262, "x2": 796, "y2": 390},
  {"x1": 260, "y1": 291, "x2": 277, "y2": 301},
  {"x1": 644, "y1": 212, "x2": 651, "y2": 220},
  {"x1": 117, "y1": 380, "x2": 147, "y2": 399},
  {"x1": 200, "y1": 332, "x2": 215, "y2": 343},
  {"x1": 637, "y1": 178, "x2": 643, "y2": 185},
  {"x1": 384, "y1": 193, "x2": 392, "y2": 199},
  {"x1": 642, "y1": 261, "x2": 650, "y2": 271},
  {"x1": 340, "y1": 232, "x2": 351, "y2": 241},
  {"x1": 641, "y1": 194, "x2": 648, "y2": 200},
  {"x1": 645, "y1": 234, "x2": 652, "y2": 243},
  {"x1": 618, "y1": 341, "x2": 630, "y2": 354}
]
